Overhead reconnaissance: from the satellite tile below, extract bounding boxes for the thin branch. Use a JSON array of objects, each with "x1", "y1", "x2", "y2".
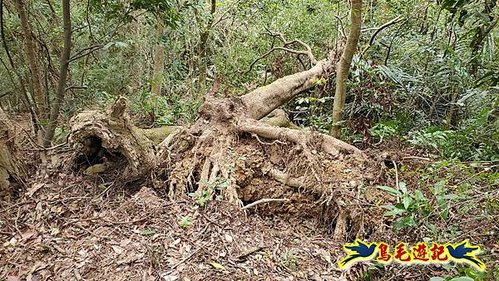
[
  {"x1": 86, "y1": 0, "x2": 94, "y2": 41},
  {"x1": 265, "y1": 29, "x2": 317, "y2": 64},
  {"x1": 402, "y1": 156, "x2": 432, "y2": 162},
  {"x1": 0, "y1": 91, "x2": 11, "y2": 99},
  {"x1": 69, "y1": 44, "x2": 103, "y2": 63},
  {"x1": 1, "y1": 0, "x2": 40, "y2": 130},
  {"x1": 212, "y1": 0, "x2": 244, "y2": 27},
  {"x1": 246, "y1": 30, "x2": 317, "y2": 74},
  {"x1": 360, "y1": 16, "x2": 403, "y2": 58},
  {"x1": 335, "y1": 15, "x2": 346, "y2": 38},
  {"x1": 368, "y1": 15, "x2": 403, "y2": 45},
  {"x1": 65, "y1": 85, "x2": 87, "y2": 91},
  {"x1": 0, "y1": 0, "x2": 14, "y2": 68}
]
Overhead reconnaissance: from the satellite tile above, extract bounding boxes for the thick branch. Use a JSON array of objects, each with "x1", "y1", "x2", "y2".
[{"x1": 241, "y1": 59, "x2": 331, "y2": 120}]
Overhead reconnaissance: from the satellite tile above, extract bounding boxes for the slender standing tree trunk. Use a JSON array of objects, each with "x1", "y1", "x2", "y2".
[
  {"x1": 445, "y1": 91, "x2": 459, "y2": 128},
  {"x1": 151, "y1": 16, "x2": 165, "y2": 96},
  {"x1": 14, "y1": 0, "x2": 47, "y2": 120},
  {"x1": 330, "y1": 0, "x2": 362, "y2": 138},
  {"x1": 43, "y1": 0, "x2": 71, "y2": 146},
  {"x1": 198, "y1": 0, "x2": 216, "y2": 87},
  {"x1": 1, "y1": 0, "x2": 38, "y2": 129}
]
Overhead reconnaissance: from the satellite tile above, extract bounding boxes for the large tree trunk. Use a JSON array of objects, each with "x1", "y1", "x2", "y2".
[
  {"x1": 330, "y1": 0, "x2": 362, "y2": 138},
  {"x1": 43, "y1": 0, "x2": 71, "y2": 146},
  {"x1": 14, "y1": 0, "x2": 47, "y2": 120}
]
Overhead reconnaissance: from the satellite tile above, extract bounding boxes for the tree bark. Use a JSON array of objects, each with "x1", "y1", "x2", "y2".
[
  {"x1": 197, "y1": 0, "x2": 216, "y2": 87},
  {"x1": 241, "y1": 59, "x2": 331, "y2": 120},
  {"x1": 14, "y1": 0, "x2": 47, "y2": 120},
  {"x1": 0, "y1": 108, "x2": 26, "y2": 197},
  {"x1": 68, "y1": 97, "x2": 156, "y2": 178},
  {"x1": 151, "y1": 17, "x2": 165, "y2": 96},
  {"x1": 43, "y1": 0, "x2": 71, "y2": 146},
  {"x1": 330, "y1": 0, "x2": 362, "y2": 138}
]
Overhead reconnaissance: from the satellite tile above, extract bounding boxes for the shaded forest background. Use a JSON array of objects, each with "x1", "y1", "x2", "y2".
[{"x1": 1, "y1": 0, "x2": 497, "y2": 161}]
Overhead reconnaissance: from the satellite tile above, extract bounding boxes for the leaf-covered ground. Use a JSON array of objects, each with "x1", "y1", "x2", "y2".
[{"x1": 1, "y1": 144, "x2": 497, "y2": 280}]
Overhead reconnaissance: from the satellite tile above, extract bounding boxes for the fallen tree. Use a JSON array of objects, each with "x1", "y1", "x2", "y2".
[
  {"x1": 67, "y1": 38, "x2": 384, "y2": 240},
  {"x1": 68, "y1": 97, "x2": 156, "y2": 178}
]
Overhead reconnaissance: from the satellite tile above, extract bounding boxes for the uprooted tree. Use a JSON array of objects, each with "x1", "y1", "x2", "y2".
[{"x1": 66, "y1": 33, "x2": 387, "y2": 241}]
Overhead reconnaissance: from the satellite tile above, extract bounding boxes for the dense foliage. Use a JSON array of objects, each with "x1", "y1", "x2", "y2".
[{"x1": 3, "y1": 0, "x2": 495, "y2": 160}]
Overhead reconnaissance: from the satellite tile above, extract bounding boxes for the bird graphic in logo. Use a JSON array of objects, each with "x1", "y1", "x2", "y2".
[
  {"x1": 338, "y1": 239, "x2": 377, "y2": 269},
  {"x1": 446, "y1": 240, "x2": 485, "y2": 271}
]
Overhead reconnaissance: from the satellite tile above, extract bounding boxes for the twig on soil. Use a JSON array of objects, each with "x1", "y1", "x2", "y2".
[
  {"x1": 401, "y1": 156, "x2": 432, "y2": 162},
  {"x1": 96, "y1": 181, "x2": 116, "y2": 198},
  {"x1": 236, "y1": 246, "x2": 266, "y2": 262},
  {"x1": 0, "y1": 199, "x2": 34, "y2": 212},
  {"x1": 14, "y1": 208, "x2": 23, "y2": 237},
  {"x1": 101, "y1": 217, "x2": 147, "y2": 226},
  {"x1": 241, "y1": 198, "x2": 291, "y2": 210},
  {"x1": 169, "y1": 242, "x2": 211, "y2": 270},
  {"x1": 392, "y1": 160, "x2": 400, "y2": 204}
]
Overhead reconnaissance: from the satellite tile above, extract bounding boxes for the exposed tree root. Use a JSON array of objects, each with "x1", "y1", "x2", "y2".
[
  {"x1": 155, "y1": 96, "x2": 383, "y2": 238},
  {"x1": 261, "y1": 109, "x2": 300, "y2": 129},
  {"x1": 238, "y1": 118, "x2": 365, "y2": 157}
]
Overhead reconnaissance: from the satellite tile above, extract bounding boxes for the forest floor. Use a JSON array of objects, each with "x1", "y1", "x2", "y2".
[{"x1": 0, "y1": 134, "x2": 498, "y2": 280}]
